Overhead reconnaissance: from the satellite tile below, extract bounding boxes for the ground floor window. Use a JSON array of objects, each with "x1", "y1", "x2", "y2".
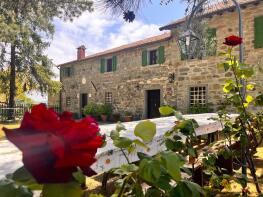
[
  {"x1": 66, "y1": 97, "x2": 71, "y2": 107},
  {"x1": 105, "y1": 92, "x2": 113, "y2": 104},
  {"x1": 189, "y1": 86, "x2": 206, "y2": 106}
]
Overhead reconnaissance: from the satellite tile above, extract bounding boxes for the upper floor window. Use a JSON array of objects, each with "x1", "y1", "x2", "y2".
[
  {"x1": 142, "y1": 46, "x2": 165, "y2": 66},
  {"x1": 106, "y1": 58, "x2": 113, "y2": 72},
  {"x1": 180, "y1": 28, "x2": 217, "y2": 60},
  {"x1": 61, "y1": 67, "x2": 74, "y2": 78},
  {"x1": 100, "y1": 56, "x2": 117, "y2": 73},
  {"x1": 149, "y1": 49, "x2": 158, "y2": 65},
  {"x1": 254, "y1": 16, "x2": 263, "y2": 49}
]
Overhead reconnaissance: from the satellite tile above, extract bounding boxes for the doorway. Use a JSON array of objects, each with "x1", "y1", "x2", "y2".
[
  {"x1": 80, "y1": 93, "x2": 88, "y2": 117},
  {"x1": 147, "y1": 89, "x2": 160, "y2": 119}
]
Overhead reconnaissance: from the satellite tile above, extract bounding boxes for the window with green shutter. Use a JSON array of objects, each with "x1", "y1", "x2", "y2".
[
  {"x1": 158, "y1": 46, "x2": 165, "y2": 64},
  {"x1": 100, "y1": 58, "x2": 105, "y2": 73},
  {"x1": 142, "y1": 50, "x2": 148, "y2": 66},
  {"x1": 254, "y1": 16, "x2": 263, "y2": 48}
]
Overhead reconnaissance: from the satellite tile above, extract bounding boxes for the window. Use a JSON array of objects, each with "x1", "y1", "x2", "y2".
[
  {"x1": 66, "y1": 97, "x2": 71, "y2": 107},
  {"x1": 189, "y1": 86, "x2": 206, "y2": 106},
  {"x1": 61, "y1": 67, "x2": 73, "y2": 78},
  {"x1": 180, "y1": 28, "x2": 217, "y2": 60},
  {"x1": 254, "y1": 16, "x2": 263, "y2": 48},
  {"x1": 105, "y1": 92, "x2": 112, "y2": 104},
  {"x1": 106, "y1": 58, "x2": 113, "y2": 72},
  {"x1": 100, "y1": 56, "x2": 117, "y2": 73},
  {"x1": 149, "y1": 50, "x2": 158, "y2": 65},
  {"x1": 142, "y1": 46, "x2": 165, "y2": 66}
]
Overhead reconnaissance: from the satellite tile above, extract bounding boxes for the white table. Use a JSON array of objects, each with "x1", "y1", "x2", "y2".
[
  {"x1": 91, "y1": 113, "x2": 223, "y2": 172},
  {"x1": 0, "y1": 113, "x2": 224, "y2": 178}
]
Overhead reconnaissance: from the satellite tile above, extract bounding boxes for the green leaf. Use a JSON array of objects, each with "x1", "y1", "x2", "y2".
[
  {"x1": 133, "y1": 139, "x2": 149, "y2": 151},
  {"x1": 12, "y1": 166, "x2": 42, "y2": 191},
  {"x1": 72, "y1": 168, "x2": 85, "y2": 185},
  {"x1": 145, "y1": 187, "x2": 162, "y2": 197},
  {"x1": 174, "y1": 111, "x2": 184, "y2": 120},
  {"x1": 176, "y1": 119, "x2": 196, "y2": 136},
  {"x1": 170, "y1": 180, "x2": 202, "y2": 197},
  {"x1": 134, "y1": 121, "x2": 156, "y2": 143},
  {"x1": 12, "y1": 166, "x2": 34, "y2": 183},
  {"x1": 114, "y1": 164, "x2": 138, "y2": 176},
  {"x1": 89, "y1": 194, "x2": 105, "y2": 197},
  {"x1": 159, "y1": 106, "x2": 174, "y2": 116},
  {"x1": 110, "y1": 130, "x2": 119, "y2": 140},
  {"x1": 42, "y1": 182, "x2": 82, "y2": 197},
  {"x1": 113, "y1": 137, "x2": 133, "y2": 148},
  {"x1": 137, "y1": 152, "x2": 151, "y2": 160},
  {"x1": 116, "y1": 122, "x2": 126, "y2": 132},
  {"x1": 161, "y1": 152, "x2": 184, "y2": 181},
  {"x1": 255, "y1": 94, "x2": 263, "y2": 106},
  {"x1": 134, "y1": 184, "x2": 144, "y2": 197},
  {"x1": 139, "y1": 159, "x2": 160, "y2": 183},
  {"x1": 187, "y1": 147, "x2": 197, "y2": 157},
  {"x1": 0, "y1": 179, "x2": 33, "y2": 197},
  {"x1": 223, "y1": 80, "x2": 235, "y2": 93}
]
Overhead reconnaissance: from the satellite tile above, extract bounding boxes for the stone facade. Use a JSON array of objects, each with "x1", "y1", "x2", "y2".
[{"x1": 60, "y1": 1, "x2": 263, "y2": 117}]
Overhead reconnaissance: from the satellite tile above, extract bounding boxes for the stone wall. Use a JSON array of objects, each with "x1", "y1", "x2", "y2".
[{"x1": 60, "y1": 2, "x2": 263, "y2": 116}]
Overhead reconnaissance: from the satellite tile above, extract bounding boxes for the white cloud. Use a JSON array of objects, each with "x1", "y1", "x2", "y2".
[{"x1": 46, "y1": 9, "x2": 162, "y2": 66}]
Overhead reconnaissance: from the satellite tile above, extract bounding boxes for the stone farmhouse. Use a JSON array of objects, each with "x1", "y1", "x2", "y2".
[{"x1": 58, "y1": 0, "x2": 263, "y2": 119}]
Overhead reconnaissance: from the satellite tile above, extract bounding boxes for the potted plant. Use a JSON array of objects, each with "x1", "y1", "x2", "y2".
[
  {"x1": 83, "y1": 103, "x2": 100, "y2": 120},
  {"x1": 123, "y1": 111, "x2": 133, "y2": 122},
  {"x1": 112, "y1": 112, "x2": 120, "y2": 122},
  {"x1": 99, "y1": 104, "x2": 112, "y2": 122}
]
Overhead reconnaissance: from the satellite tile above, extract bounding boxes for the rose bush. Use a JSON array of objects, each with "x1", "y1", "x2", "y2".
[
  {"x1": 3, "y1": 104, "x2": 103, "y2": 183},
  {"x1": 223, "y1": 35, "x2": 242, "y2": 46}
]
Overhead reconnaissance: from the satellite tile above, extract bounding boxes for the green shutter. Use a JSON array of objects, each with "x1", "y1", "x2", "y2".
[
  {"x1": 100, "y1": 58, "x2": 105, "y2": 73},
  {"x1": 70, "y1": 67, "x2": 74, "y2": 76},
  {"x1": 142, "y1": 50, "x2": 147, "y2": 66},
  {"x1": 254, "y1": 16, "x2": 263, "y2": 48},
  {"x1": 112, "y1": 56, "x2": 117, "y2": 71},
  {"x1": 60, "y1": 68, "x2": 64, "y2": 78},
  {"x1": 158, "y1": 46, "x2": 165, "y2": 64}
]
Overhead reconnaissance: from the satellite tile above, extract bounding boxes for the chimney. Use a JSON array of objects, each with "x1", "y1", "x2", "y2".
[{"x1": 77, "y1": 45, "x2": 86, "y2": 60}]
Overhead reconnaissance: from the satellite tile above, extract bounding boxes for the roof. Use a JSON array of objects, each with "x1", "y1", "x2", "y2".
[
  {"x1": 59, "y1": 32, "x2": 171, "y2": 66},
  {"x1": 160, "y1": 0, "x2": 262, "y2": 30}
]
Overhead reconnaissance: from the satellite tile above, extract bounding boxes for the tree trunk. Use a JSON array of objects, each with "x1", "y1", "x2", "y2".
[{"x1": 8, "y1": 44, "x2": 16, "y2": 120}]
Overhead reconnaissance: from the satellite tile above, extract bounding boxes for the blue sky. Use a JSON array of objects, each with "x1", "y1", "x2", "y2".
[{"x1": 32, "y1": 0, "x2": 187, "y2": 103}]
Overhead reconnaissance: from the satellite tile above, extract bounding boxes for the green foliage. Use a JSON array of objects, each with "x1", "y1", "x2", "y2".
[
  {"x1": 159, "y1": 105, "x2": 174, "y2": 116},
  {"x1": 42, "y1": 182, "x2": 82, "y2": 197},
  {"x1": 98, "y1": 103, "x2": 112, "y2": 116},
  {"x1": 134, "y1": 120, "x2": 156, "y2": 143},
  {"x1": 83, "y1": 103, "x2": 100, "y2": 117},
  {"x1": 0, "y1": 179, "x2": 33, "y2": 197},
  {"x1": 188, "y1": 103, "x2": 213, "y2": 114}
]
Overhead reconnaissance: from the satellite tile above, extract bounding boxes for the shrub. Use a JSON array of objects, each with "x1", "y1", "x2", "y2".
[
  {"x1": 99, "y1": 104, "x2": 112, "y2": 116},
  {"x1": 188, "y1": 103, "x2": 213, "y2": 114},
  {"x1": 83, "y1": 103, "x2": 100, "y2": 117}
]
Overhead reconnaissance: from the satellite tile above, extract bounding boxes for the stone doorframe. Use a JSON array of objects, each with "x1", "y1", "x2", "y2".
[{"x1": 143, "y1": 85, "x2": 164, "y2": 119}]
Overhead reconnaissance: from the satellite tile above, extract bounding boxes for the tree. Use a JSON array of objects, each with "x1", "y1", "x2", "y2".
[{"x1": 0, "y1": 0, "x2": 93, "y2": 118}]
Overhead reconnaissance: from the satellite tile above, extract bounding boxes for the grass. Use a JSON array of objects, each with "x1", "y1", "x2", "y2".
[{"x1": 0, "y1": 122, "x2": 20, "y2": 139}]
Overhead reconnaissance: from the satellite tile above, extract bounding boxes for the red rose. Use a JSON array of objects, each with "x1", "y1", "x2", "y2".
[
  {"x1": 3, "y1": 104, "x2": 103, "y2": 183},
  {"x1": 223, "y1": 35, "x2": 242, "y2": 46}
]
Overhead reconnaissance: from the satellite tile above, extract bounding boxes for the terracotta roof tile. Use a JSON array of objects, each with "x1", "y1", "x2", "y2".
[
  {"x1": 59, "y1": 32, "x2": 171, "y2": 66},
  {"x1": 160, "y1": 0, "x2": 262, "y2": 30}
]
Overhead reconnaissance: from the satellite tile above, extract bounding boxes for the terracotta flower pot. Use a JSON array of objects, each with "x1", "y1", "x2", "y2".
[{"x1": 124, "y1": 116, "x2": 133, "y2": 122}]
